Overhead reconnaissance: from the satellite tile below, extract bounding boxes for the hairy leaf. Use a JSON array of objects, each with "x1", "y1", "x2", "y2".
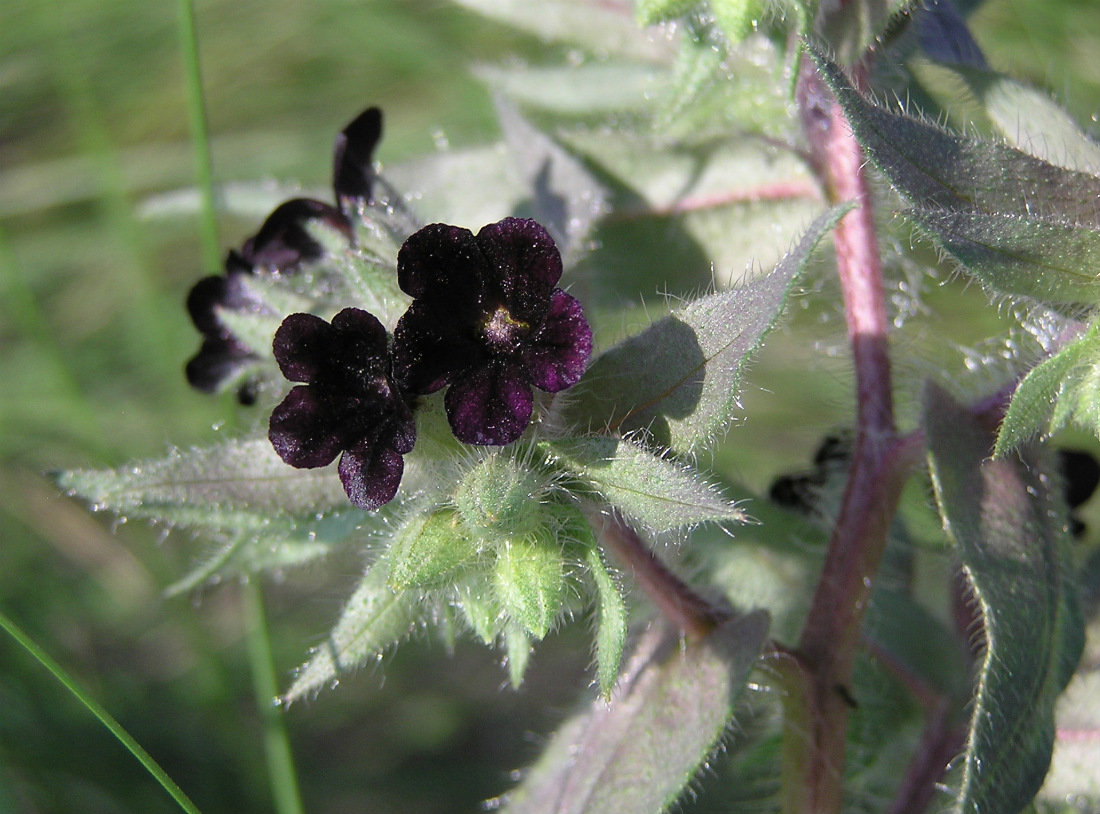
[
  {"x1": 908, "y1": 208, "x2": 1100, "y2": 304},
  {"x1": 166, "y1": 508, "x2": 369, "y2": 594},
  {"x1": 451, "y1": 0, "x2": 675, "y2": 64},
  {"x1": 561, "y1": 205, "x2": 848, "y2": 450},
  {"x1": 925, "y1": 384, "x2": 1085, "y2": 814},
  {"x1": 821, "y1": 0, "x2": 917, "y2": 66},
  {"x1": 56, "y1": 437, "x2": 350, "y2": 523},
  {"x1": 811, "y1": 49, "x2": 1100, "y2": 228},
  {"x1": 477, "y1": 63, "x2": 664, "y2": 116},
  {"x1": 959, "y1": 68, "x2": 1100, "y2": 175},
  {"x1": 546, "y1": 437, "x2": 745, "y2": 532},
  {"x1": 282, "y1": 554, "x2": 423, "y2": 704},
  {"x1": 497, "y1": 101, "x2": 608, "y2": 264},
  {"x1": 995, "y1": 322, "x2": 1100, "y2": 456},
  {"x1": 562, "y1": 127, "x2": 820, "y2": 290},
  {"x1": 503, "y1": 612, "x2": 769, "y2": 814}
]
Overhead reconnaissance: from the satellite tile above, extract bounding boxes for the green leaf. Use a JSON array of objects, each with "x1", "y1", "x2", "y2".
[
  {"x1": 56, "y1": 437, "x2": 350, "y2": 524},
  {"x1": 387, "y1": 508, "x2": 483, "y2": 590},
  {"x1": 546, "y1": 436, "x2": 745, "y2": 532},
  {"x1": 811, "y1": 48, "x2": 1100, "y2": 228},
  {"x1": 504, "y1": 612, "x2": 770, "y2": 814},
  {"x1": 561, "y1": 127, "x2": 820, "y2": 293},
  {"x1": 908, "y1": 208, "x2": 1100, "y2": 304},
  {"x1": 282, "y1": 554, "x2": 423, "y2": 704},
  {"x1": 166, "y1": 508, "x2": 368, "y2": 594},
  {"x1": 924, "y1": 384, "x2": 1085, "y2": 814},
  {"x1": 995, "y1": 323, "x2": 1100, "y2": 457},
  {"x1": 450, "y1": 0, "x2": 675, "y2": 64},
  {"x1": 956, "y1": 67, "x2": 1100, "y2": 176},
  {"x1": 561, "y1": 205, "x2": 848, "y2": 451},
  {"x1": 634, "y1": 0, "x2": 696, "y2": 26},
  {"x1": 476, "y1": 63, "x2": 664, "y2": 117},
  {"x1": 710, "y1": 0, "x2": 766, "y2": 43},
  {"x1": 496, "y1": 101, "x2": 608, "y2": 265},
  {"x1": 582, "y1": 542, "x2": 628, "y2": 697},
  {"x1": 820, "y1": 0, "x2": 915, "y2": 66},
  {"x1": 493, "y1": 530, "x2": 565, "y2": 639}
]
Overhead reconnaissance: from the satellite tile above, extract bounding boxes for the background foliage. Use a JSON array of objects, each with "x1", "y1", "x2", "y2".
[{"x1": 2, "y1": 0, "x2": 1100, "y2": 812}]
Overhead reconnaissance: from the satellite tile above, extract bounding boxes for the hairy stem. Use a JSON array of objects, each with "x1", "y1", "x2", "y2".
[
  {"x1": 783, "y1": 56, "x2": 908, "y2": 814},
  {"x1": 587, "y1": 506, "x2": 729, "y2": 639}
]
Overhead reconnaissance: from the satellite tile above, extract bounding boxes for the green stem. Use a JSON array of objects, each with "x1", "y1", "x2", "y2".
[
  {"x1": 177, "y1": 0, "x2": 221, "y2": 273},
  {"x1": 0, "y1": 608, "x2": 203, "y2": 814},
  {"x1": 243, "y1": 580, "x2": 305, "y2": 814}
]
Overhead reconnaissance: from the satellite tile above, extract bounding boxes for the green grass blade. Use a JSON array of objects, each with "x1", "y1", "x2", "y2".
[
  {"x1": 177, "y1": 0, "x2": 221, "y2": 273},
  {"x1": 244, "y1": 581, "x2": 305, "y2": 814},
  {"x1": 0, "y1": 608, "x2": 203, "y2": 814}
]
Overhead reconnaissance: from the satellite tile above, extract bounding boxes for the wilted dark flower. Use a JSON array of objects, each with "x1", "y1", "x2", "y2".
[
  {"x1": 185, "y1": 107, "x2": 384, "y2": 400},
  {"x1": 391, "y1": 217, "x2": 591, "y2": 446},
  {"x1": 184, "y1": 267, "x2": 270, "y2": 404},
  {"x1": 268, "y1": 308, "x2": 416, "y2": 510}
]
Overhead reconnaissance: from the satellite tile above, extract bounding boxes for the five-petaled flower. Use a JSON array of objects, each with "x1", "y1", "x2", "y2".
[
  {"x1": 391, "y1": 218, "x2": 592, "y2": 446},
  {"x1": 268, "y1": 308, "x2": 417, "y2": 510}
]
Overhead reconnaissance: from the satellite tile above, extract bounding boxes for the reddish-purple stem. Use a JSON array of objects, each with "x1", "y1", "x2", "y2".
[{"x1": 785, "y1": 57, "x2": 905, "y2": 814}]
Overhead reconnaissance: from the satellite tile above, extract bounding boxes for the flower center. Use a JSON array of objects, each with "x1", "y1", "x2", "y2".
[{"x1": 482, "y1": 306, "x2": 529, "y2": 351}]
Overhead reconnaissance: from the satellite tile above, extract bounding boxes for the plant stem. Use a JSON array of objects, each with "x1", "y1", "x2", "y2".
[
  {"x1": 243, "y1": 580, "x2": 305, "y2": 814},
  {"x1": 0, "y1": 608, "x2": 203, "y2": 814},
  {"x1": 784, "y1": 56, "x2": 908, "y2": 814},
  {"x1": 587, "y1": 506, "x2": 729, "y2": 639},
  {"x1": 177, "y1": 0, "x2": 221, "y2": 273}
]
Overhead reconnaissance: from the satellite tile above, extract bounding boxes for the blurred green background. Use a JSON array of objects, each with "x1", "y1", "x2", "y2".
[{"x1": 1, "y1": 0, "x2": 1098, "y2": 811}]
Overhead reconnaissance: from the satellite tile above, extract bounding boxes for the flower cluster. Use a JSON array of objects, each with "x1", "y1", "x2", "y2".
[
  {"x1": 185, "y1": 108, "x2": 383, "y2": 403},
  {"x1": 267, "y1": 217, "x2": 592, "y2": 509}
]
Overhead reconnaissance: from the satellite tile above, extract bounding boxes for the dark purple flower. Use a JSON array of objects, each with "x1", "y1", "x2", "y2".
[
  {"x1": 391, "y1": 217, "x2": 591, "y2": 446},
  {"x1": 333, "y1": 107, "x2": 383, "y2": 213},
  {"x1": 268, "y1": 308, "x2": 416, "y2": 510},
  {"x1": 184, "y1": 268, "x2": 270, "y2": 403},
  {"x1": 185, "y1": 107, "x2": 385, "y2": 400}
]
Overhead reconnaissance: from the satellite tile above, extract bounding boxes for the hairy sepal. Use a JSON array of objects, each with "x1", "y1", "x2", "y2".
[{"x1": 925, "y1": 384, "x2": 1084, "y2": 814}]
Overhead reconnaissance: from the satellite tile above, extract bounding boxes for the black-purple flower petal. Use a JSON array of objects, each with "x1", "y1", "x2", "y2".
[
  {"x1": 391, "y1": 217, "x2": 592, "y2": 446},
  {"x1": 242, "y1": 198, "x2": 353, "y2": 272},
  {"x1": 268, "y1": 308, "x2": 416, "y2": 510},
  {"x1": 184, "y1": 268, "x2": 270, "y2": 401},
  {"x1": 333, "y1": 107, "x2": 383, "y2": 212}
]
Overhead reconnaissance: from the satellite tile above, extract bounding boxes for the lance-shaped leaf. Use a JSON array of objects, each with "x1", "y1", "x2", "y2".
[
  {"x1": 924, "y1": 384, "x2": 1085, "y2": 814},
  {"x1": 451, "y1": 0, "x2": 675, "y2": 64},
  {"x1": 952, "y1": 67, "x2": 1100, "y2": 175},
  {"x1": 546, "y1": 437, "x2": 745, "y2": 532},
  {"x1": 56, "y1": 438, "x2": 350, "y2": 525},
  {"x1": 502, "y1": 611, "x2": 769, "y2": 814},
  {"x1": 811, "y1": 48, "x2": 1100, "y2": 228},
  {"x1": 561, "y1": 205, "x2": 847, "y2": 451},
  {"x1": 166, "y1": 508, "x2": 370, "y2": 595},
  {"x1": 282, "y1": 553, "x2": 423, "y2": 704},
  {"x1": 497, "y1": 100, "x2": 608, "y2": 265},
  {"x1": 820, "y1": 0, "x2": 917, "y2": 67},
  {"x1": 908, "y1": 209, "x2": 1100, "y2": 304},
  {"x1": 995, "y1": 321, "x2": 1100, "y2": 457}
]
